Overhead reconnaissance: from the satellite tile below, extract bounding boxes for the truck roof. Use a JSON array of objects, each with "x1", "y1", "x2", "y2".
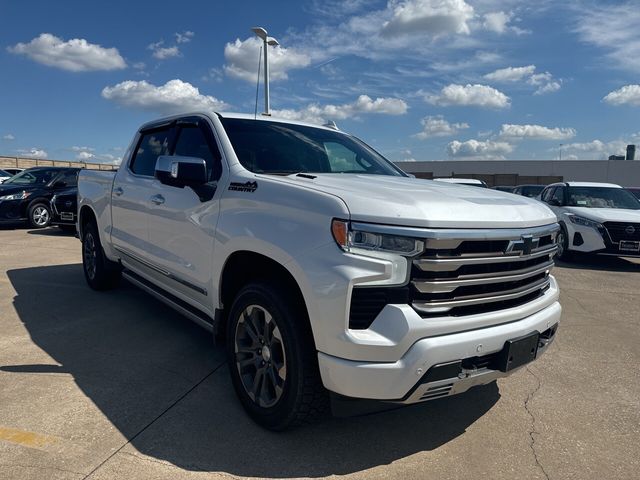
[
  {"x1": 562, "y1": 182, "x2": 623, "y2": 188},
  {"x1": 137, "y1": 111, "x2": 342, "y2": 133}
]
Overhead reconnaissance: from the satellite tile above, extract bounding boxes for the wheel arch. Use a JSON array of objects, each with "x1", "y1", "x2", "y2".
[
  {"x1": 217, "y1": 250, "x2": 313, "y2": 345},
  {"x1": 78, "y1": 205, "x2": 98, "y2": 241}
]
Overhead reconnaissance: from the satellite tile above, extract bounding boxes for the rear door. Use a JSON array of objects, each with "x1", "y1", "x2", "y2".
[
  {"x1": 145, "y1": 117, "x2": 223, "y2": 310},
  {"x1": 110, "y1": 125, "x2": 172, "y2": 262}
]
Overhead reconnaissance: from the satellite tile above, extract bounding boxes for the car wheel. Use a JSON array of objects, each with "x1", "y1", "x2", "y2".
[
  {"x1": 82, "y1": 221, "x2": 121, "y2": 290},
  {"x1": 28, "y1": 202, "x2": 52, "y2": 228},
  {"x1": 556, "y1": 227, "x2": 572, "y2": 261},
  {"x1": 226, "y1": 283, "x2": 328, "y2": 430}
]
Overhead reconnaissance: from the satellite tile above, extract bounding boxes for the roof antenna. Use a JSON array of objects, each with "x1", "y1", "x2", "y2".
[
  {"x1": 323, "y1": 120, "x2": 339, "y2": 130},
  {"x1": 254, "y1": 44, "x2": 262, "y2": 120}
]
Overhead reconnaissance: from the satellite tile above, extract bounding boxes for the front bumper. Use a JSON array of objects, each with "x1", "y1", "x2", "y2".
[
  {"x1": 0, "y1": 199, "x2": 26, "y2": 222},
  {"x1": 318, "y1": 299, "x2": 561, "y2": 402}
]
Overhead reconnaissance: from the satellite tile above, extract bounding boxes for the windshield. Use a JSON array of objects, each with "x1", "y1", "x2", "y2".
[
  {"x1": 521, "y1": 185, "x2": 544, "y2": 197},
  {"x1": 0, "y1": 170, "x2": 10, "y2": 177},
  {"x1": 628, "y1": 188, "x2": 640, "y2": 200},
  {"x1": 220, "y1": 118, "x2": 405, "y2": 176},
  {"x1": 4, "y1": 169, "x2": 56, "y2": 186},
  {"x1": 567, "y1": 187, "x2": 640, "y2": 210}
]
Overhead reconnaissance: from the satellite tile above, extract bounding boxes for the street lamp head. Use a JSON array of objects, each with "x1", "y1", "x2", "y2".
[
  {"x1": 267, "y1": 37, "x2": 279, "y2": 46},
  {"x1": 251, "y1": 27, "x2": 268, "y2": 40}
]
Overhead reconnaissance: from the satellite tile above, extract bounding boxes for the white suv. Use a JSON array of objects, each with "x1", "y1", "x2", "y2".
[{"x1": 540, "y1": 182, "x2": 640, "y2": 259}]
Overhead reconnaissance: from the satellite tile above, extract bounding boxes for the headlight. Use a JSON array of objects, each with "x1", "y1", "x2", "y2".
[
  {"x1": 0, "y1": 191, "x2": 31, "y2": 201},
  {"x1": 331, "y1": 219, "x2": 424, "y2": 256},
  {"x1": 567, "y1": 214, "x2": 604, "y2": 231}
]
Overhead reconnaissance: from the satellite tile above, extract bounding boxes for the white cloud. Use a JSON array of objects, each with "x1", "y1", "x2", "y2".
[
  {"x1": 562, "y1": 139, "x2": 632, "y2": 160},
  {"x1": 2, "y1": 134, "x2": 15, "y2": 141},
  {"x1": 534, "y1": 81, "x2": 561, "y2": 95},
  {"x1": 603, "y1": 85, "x2": 640, "y2": 106},
  {"x1": 381, "y1": 0, "x2": 475, "y2": 38},
  {"x1": 447, "y1": 139, "x2": 513, "y2": 160},
  {"x1": 147, "y1": 40, "x2": 181, "y2": 60},
  {"x1": 272, "y1": 95, "x2": 408, "y2": 124},
  {"x1": 482, "y1": 11, "x2": 529, "y2": 35},
  {"x1": 8, "y1": 33, "x2": 126, "y2": 72},
  {"x1": 426, "y1": 84, "x2": 510, "y2": 108},
  {"x1": 224, "y1": 37, "x2": 311, "y2": 83},
  {"x1": 499, "y1": 124, "x2": 576, "y2": 141},
  {"x1": 71, "y1": 146, "x2": 94, "y2": 152},
  {"x1": 575, "y1": 3, "x2": 640, "y2": 73},
  {"x1": 482, "y1": 11, "x2": 510, "y2": 34},
  {"x1": 76, "y1": 151, "x2": 95, "y2": 161},
  {"x1": 484, "y1": 65, "x2": 561, "y2": 94},
  {"x1": 414, "y1": 115, "x2": 469, "y2": 139},
  {"x1": 175, "y1": 31, "x2": 194, "y2": 44},
  {"x1": 101, "y1": 79, "x2": 229, "y2": 114},
  {"x1": 153, "y1": 46, "x2": 180, "y2": 59},
  {"x1": 19, "y1": 148, "x2": 48, "y2": 159},
  {"x1": 484, "y1": 65, "x2": 535, "y2": 82}
]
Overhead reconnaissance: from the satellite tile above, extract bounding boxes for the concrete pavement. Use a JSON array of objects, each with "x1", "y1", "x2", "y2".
[{"x1": 1, "y1": 225, "x2": 639, "y2": 479}]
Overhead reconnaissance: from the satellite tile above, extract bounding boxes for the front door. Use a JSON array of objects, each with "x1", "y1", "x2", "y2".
[{"x1": 145, "y1": 118, "x2": 223, "y2": 312}]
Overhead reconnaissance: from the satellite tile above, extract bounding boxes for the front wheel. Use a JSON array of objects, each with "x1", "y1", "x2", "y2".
[
  {"x1": 28, "y1": 202, "x2": 51, "y2": 228},
  {"x1": 226, "y1": 283, "x2": 328, "y2": 430},
  {"x1": 556, "y1": 227, "x2": 572, "y2": 261}
]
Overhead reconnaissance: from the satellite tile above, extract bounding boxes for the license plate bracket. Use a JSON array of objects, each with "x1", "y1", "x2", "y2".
[
  {"x1": 496, "y1": 331, "x2": 540, "y2": 372},
  {"x1": 619, "y1": 240, "x2": 640, "y2": 253}
]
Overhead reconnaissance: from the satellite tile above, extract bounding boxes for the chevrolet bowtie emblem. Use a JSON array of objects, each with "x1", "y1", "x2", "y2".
[{"x1": 507, "y1": 234, "x2": 539, "y2": 256}]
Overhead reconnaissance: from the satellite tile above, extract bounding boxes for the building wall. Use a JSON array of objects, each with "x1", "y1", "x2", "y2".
[
  {"x1": 0, "y1": 156, "x2": 117, "y2": 171},
  {"x1": 394, "y1": 160, "x2": 640, "y2": 187}
]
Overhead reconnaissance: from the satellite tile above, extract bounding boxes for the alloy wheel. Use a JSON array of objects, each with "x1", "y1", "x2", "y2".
[
  {"x1": 32, "y1": 206, "x2": 50, "y2": 226},
  {"x1": 83, "y1": 233, "x2": 97, "y2": 280},
  {"x1": 234, "y1": 304, "x2": 287, "y2": 408}
]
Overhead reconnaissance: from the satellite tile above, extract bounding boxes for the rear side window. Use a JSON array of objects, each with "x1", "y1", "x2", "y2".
[
  {"x1": 55, "y1": 170, "x2": 79, "y2": 187},
  {"x1": 130, "y1": 129, "x2": 171, "y2": 177},
  {"x1": 173, "y1": 126, "x2": 222, "y2": 181}
]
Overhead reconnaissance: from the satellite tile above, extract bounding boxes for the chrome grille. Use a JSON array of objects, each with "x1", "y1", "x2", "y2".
[
  {"x1": 603, "y1": 222, "x2": 640, "y2": 243},
  {"x1": 410, "y1": 225, "x2": 558, "y2": 316}
]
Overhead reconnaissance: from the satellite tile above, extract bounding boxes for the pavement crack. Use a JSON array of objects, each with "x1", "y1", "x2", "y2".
[
  {"x1": 81, "y1": 360, "x2": 226, "y2": 480},
  {"x1": 524, "y1": 366, "x2": 551, "y2": 480}
]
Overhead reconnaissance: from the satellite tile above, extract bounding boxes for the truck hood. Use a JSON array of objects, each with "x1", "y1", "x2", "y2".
[
  {"x1": 563, "y1": 206, "x2": 640, "y2": 223},
  {"x1": 267, "y1": 174, "x2": 557, "y2": 228}
]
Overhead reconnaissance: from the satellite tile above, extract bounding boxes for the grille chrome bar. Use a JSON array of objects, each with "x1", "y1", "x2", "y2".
[
  {"x1": 413, "y1": 277, "x2": 551, "y2": 314},
  {"x1": 414, "y1": 245, "x2": 557, "y2": 272},
  {"x1": 412, "y1": 260, "x2": 554, "y2": 294}
]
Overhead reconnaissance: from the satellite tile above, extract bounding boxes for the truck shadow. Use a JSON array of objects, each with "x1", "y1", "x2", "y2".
[
  {"x1": 556, "y1": 254, "x2": 640, "y2": 272},
  {"x1": 5, "y1": 264, "x2": 499, "y2": 478}
]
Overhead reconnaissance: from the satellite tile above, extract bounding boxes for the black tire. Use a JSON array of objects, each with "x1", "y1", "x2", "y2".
[
  {"x1": 226, "y1": 283, "x2": 328, "y2": 430},
  {"x1": 59, "y1": 224, "x2": 76, "y2": 233},
  {"x1": 28, "y1": 202, "x2": 52, "y2": 229},
  {"x1": 82, "y1": 221, "x2": 121, "y2": 290},
  {"x1": 556, "y1": 226, "x2": 572, "y2": 261}
]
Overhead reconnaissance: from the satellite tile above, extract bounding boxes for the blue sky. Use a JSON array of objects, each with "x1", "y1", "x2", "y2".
[{"x1": 1, "y1": 0, "x2": 640, "y2": 163}]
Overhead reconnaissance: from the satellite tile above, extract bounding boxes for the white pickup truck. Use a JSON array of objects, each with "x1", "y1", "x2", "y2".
[{"x1": 78, "y1": 112, "x2": 561, "y2": 430}]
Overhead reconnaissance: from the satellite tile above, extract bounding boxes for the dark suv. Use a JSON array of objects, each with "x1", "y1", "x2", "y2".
[{"x1": 0, "y1": 167, "x2": 80, "y2": 228}]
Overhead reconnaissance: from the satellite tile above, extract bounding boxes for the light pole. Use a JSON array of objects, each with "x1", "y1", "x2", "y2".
[
  {"x1": 252, "y1": 27, "x2": 279, "y2": 116},
  {"x1": 559, "y1": 143, "x2": 563, "y2": 161}
]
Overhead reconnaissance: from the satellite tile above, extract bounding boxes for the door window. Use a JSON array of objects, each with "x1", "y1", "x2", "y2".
[
  {"x1": 173, "y1": 125, "x2": 222, "y2": 181},
  {"x1": 54, "y1": 170, "x2": 79, "y2": 188},
  {"x1": 550, "y1": 187, "x2": 565, "y2": 206},
  {"x1": 130, "y1": 129, "x2": 171, "y2": 177}
]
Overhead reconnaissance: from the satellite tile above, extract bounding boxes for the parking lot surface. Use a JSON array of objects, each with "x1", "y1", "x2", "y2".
[{"x1": 1, "y1": 226, "x2": 639, "y2": 480}]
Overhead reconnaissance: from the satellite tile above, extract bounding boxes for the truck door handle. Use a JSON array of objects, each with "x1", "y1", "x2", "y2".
[
  {"x1": 150, "y1": 194, "x2": 165, "y2": 205},
  {"x1": 113, "y1": 187, "x2": 124, "y2": 196}
]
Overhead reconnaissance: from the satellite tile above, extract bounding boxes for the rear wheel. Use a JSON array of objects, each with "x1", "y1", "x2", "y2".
[
  {"x1": 82, "y1": 221, "x2": 121, "y2": 290},
  {"x1": 226, "y1": 283, "x2": 328, "y2": 430},
  {"x1": 28, "y1": 202, "x2": 51, "y2": 228}
]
